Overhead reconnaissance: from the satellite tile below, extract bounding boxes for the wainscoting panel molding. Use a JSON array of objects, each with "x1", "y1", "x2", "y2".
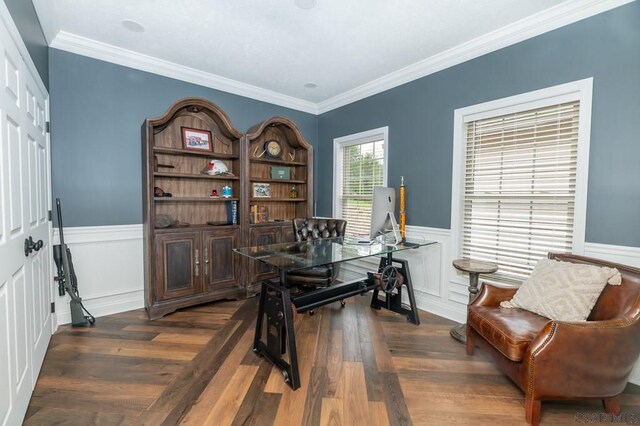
[
  {"x1": 52, "y1": 224, "x2": 144, "y2": 326},
  {"x1": 583, "y1": 242, "x2": 640, "y2": 385}
]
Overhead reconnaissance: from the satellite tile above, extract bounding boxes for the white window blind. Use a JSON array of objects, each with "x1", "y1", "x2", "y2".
[
  {"x1": 463, "y1": 101, "x2": 580, "y2": 283},
  {"x1": 338, "y1": 140, "x2": 385, "y2": 237}
]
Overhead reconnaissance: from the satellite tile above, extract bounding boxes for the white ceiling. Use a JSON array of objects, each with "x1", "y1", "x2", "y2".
[{"x1": 32, "y1": 0, "x2": 629, "y2": 112}]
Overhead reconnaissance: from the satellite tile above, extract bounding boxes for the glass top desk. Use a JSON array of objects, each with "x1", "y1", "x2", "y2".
[{"x1": 235, "y1": 237, "x2": 436, "y2": 390}]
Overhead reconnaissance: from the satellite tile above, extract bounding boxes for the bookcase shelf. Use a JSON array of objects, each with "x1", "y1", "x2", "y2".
[
  {"x1": 155, "y1": 172, "x2": 240, "y2": 180},
  {"x1": 154, "y1": 197, "x2": 240, "y2": 202},
  {"x1": 153, "y1": 146, "x2": 239, "y2": 159}
]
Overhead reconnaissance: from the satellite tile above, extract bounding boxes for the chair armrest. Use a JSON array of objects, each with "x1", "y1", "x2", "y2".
[
  {"x1": 470, "y1": 283, "x2": 518, "y2": 308},
  {"x1": 525, "y1": 316, "x2": 640, "y2": 399}
]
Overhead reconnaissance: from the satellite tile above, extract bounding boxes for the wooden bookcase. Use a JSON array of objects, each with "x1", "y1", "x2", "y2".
[
  {"x1": 143, "y1": 100, "x2": 313, "y2": 318},
  {"x1": 243, "y1": 117, "x2": 313, "y2": 295},
  {"x1": 142, "y1": 98, "x2": 245, "y2": 319}
]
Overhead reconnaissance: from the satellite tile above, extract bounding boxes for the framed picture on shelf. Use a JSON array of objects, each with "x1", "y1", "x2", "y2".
[
  {"x1": 253, "y1": 183, "x2": 271, "y2": 198},
  {"x1": 181, "y1": 127, "x2": 213, "y2": 152}
]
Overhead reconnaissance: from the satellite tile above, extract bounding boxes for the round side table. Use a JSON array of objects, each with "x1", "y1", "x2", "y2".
[{"x1": 450, "y1": 258, "x2": 498, "y2": 343}]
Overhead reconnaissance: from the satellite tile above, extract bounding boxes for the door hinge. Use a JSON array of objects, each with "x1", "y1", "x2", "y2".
[
  {"x1": 46, "y1": 121, "x2": 51, "y2": 133},
  {"x1": 48, "y1": 210, "x2": 52, "y2": 221},
  {"x1": 50, "y1": 302, "x2": 55, "y2": 313}
]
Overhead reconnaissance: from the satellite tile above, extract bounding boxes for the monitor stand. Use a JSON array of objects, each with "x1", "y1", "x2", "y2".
[{"x1": 379, "y1": 212, "x2": 401, "y2": 246}]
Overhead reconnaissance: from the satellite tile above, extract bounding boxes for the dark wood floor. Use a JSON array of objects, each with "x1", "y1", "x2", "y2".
[{"x1": 25, "y1": 295, "x2": 640, "y2": 425}]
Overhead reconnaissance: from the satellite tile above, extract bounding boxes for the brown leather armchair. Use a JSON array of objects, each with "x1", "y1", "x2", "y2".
[
  {"x1": 466, "y1": 253, "x2": 640, "y2": 426},
  {"x1": 286, "y1": 217, "x2": 347, "y2": 288}
]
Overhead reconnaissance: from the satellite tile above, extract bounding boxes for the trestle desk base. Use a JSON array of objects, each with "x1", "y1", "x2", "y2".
[{"x1": 252, "y1": 253, "x2": 420, "y2": 390}]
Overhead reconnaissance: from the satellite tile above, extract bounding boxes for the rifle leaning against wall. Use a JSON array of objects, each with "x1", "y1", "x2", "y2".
[{"x1": 53, "y1": 198, "x2": 95, "y2": 327}]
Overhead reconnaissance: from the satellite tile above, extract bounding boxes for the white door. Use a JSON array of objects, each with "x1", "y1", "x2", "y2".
[{"x1": 0, "y1": 14, "x2": 53, "y2": 426}]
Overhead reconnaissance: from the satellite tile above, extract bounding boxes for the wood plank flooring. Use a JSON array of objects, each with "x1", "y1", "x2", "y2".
[{"x1": 25, "y1": 296, "x2": 640, "y2": 425}]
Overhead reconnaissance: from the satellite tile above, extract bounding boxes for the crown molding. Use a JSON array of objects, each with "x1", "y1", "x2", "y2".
[
  {"x1": 50, "y1": 31, "x2": 319, "y2": 115},
  {"x1": 316, "y1": 0, "x2": 635, "y2": 114},
  {"x1": 47, "y1": 0, "x2": 633, "y2": 116}
]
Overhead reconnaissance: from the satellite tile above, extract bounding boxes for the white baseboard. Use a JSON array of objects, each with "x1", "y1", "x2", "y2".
[
  {"x1": 55, "y1": 289, "x2": 144, "y2": 325},
  {"x1": 53, "y1": 224, "x2": 144, "y2": 327}
]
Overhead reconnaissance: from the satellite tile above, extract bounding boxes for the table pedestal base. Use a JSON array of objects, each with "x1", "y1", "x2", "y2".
[
  {"x1": 450, "y1": 323, "x2": 467, "y2": 343},
  {"x1": 449, "y1": 259, "x2": 498, "y2": 344}
]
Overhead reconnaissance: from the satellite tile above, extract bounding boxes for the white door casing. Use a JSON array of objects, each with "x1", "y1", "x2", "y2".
[{"x1": 0, "y1": 7, "x2": 53, "y2": 425}]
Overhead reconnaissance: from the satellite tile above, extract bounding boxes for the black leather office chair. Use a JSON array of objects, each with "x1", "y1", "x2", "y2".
[{"x1": 286, "y1": 217, "x2": 347, "y2": 288}]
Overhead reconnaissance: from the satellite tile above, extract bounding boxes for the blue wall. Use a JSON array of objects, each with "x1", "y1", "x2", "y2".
[
  {"x1": 49, "y1": 49, "x2": 318, "y2": 226},
  {"x1": 317, "y1": 2, "x2": 640, "y2": 247},
  {"x1": 4, "y1": 0, "x2": 48, "y2": 88}
]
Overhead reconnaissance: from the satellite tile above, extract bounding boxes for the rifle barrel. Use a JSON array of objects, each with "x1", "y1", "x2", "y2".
[{"x1": 56, "y1": 198, "x2": 65, "y2": 246}]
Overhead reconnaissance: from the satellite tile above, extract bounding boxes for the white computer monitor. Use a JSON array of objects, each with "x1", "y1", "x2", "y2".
[{"x1": 370, "y1": 186, "x2": 401, "y2": 245}]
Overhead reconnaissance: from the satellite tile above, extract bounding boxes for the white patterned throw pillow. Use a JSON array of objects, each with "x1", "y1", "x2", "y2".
[{"x1": 500, "y1": 258, "x2": 622, "y2": 321}]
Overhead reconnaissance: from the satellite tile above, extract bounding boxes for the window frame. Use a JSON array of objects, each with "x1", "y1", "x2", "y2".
[
  {"x1": 450, "y1": 78, "x2": 593, "y2": 283},
  {"x1": 332, "y1": 126, "x2": 389, "y2": 226}
]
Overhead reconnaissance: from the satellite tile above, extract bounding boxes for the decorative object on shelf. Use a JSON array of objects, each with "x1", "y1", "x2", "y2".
[
  {"x1": 154, "y1": 186, "x2": 172, "y2": 197},
  {"x1": 270, "y1": 166, "x2": 291, "y2": 180},
  {"x1": 181, "y1": 127, "x2": 213, "y2": 152},
  {"x1": 253, "y1": 183, "x2": 271, "y2": 198},
  {"x1": 226, "y1": 200, "x2": 238, "y2": 224},
  {"x1": 264, "y1": 140, "x2": 282, "y2": 159},
  {"x1": 221, "y1": 185, "x2": 232, "y2": 198},
  {"x1": 288, "y1": 152, "x2": 295, "y2": 161},
  {"x1": 202, "y1": 159, "x2": 231, "y2": 175},
  {"x1": 210, "y1": 189, "x2": 219, "y2": 198},
  {"x1": 155, "y1": 214, "x2": 178, "y2": 228},
  {"x1": 252, "y1": 145, "x2": 266, "y2": 158},
  {"x1": 290, "y1": 186, "x2": 298, "y2": 198},
  {"x1": 399, "y1": 176, "x2": 406, "y2": 240},
  {"x1": 250, "y1": 205, "x2": 269, "y2": 223}
]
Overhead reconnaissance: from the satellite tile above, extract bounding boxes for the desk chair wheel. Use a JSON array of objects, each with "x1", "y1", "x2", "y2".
[
  {"x1": 340, "y1": 299, "x2": 346, "y2": 308},
  {"x1": 309, "y1": 310, "x2": 315, "y2": 316}
]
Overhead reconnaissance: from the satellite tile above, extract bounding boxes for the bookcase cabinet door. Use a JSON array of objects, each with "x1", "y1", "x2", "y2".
[
  {"x1": 249, "y1": 225, "x2": 282, "y2": 281},
  {"x1": 203, "y1": 228, "x2": 240, "y2": 290},
  {"x1": 154, "y1": 232, "x2": 201, "y2": 301},
  {"x1": 281, "y1": 223, "x2": 296, "y2": 243}
]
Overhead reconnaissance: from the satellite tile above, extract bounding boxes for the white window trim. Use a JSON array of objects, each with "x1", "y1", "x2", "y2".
[
  {"x1": 332, "y1": 126, "x2": 389, "y2": 218},
  {"x1": 450, "y1": 78, "x2": 593, "y2": 283}
]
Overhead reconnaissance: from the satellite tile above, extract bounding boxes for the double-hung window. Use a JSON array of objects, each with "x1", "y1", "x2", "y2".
[
  {"x1": 451, "y1": 79, "x2": 593, "y2": 283},
  {"x1": 333, "y1": 127, "x2": 388, "y2": 238}
]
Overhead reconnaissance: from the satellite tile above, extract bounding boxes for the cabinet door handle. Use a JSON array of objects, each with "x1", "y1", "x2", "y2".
[
  {"x1": 195, "y1": 249, "x2": 200, "y2": 277},
  {"x1": 204, "y1": 248, "x2": 209, "y2": 276}
]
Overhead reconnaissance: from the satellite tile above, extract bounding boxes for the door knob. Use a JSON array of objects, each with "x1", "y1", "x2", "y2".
[{"x1": 24, "y1": 236, "x2": 43, "y2": 257}]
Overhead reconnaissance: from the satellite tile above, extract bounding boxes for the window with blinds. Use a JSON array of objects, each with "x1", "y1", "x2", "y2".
[
  {"x1": 462, "y1": 101, "x2": 580, "y2": 283},
  {"x1": 336, "y1": 139, "x2": 385, "y2": 237}
]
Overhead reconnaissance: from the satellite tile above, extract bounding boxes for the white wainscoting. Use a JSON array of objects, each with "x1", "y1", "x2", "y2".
[
  {"x1": 583, "y1": 242, "x2": 640, "y2": 386},
  {"x1": 52, "y1": 225, "x2": 144, "y2": 327},
  {"x1": 53, "y1": 223, "x2": 640, "y2": 384}
]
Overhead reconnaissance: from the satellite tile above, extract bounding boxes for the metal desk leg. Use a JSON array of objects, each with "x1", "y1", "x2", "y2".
[
  {"x1": 253, "y1": 272, "x2": 301, "y2": 390},
  {"x1": 370, "y1": 254, "x2": 420, "y2": 325}
]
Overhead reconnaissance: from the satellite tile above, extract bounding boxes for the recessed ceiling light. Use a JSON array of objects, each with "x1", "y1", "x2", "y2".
[
  {"x1": 122, "y1": 19, "x2": 145, "y2": 33},
  {"x1": 294, "y1": 0, "x2": 317, "y2": 10},
  {"x1": 304, "y1": 82, "x2": 318, "y2": 89}
]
